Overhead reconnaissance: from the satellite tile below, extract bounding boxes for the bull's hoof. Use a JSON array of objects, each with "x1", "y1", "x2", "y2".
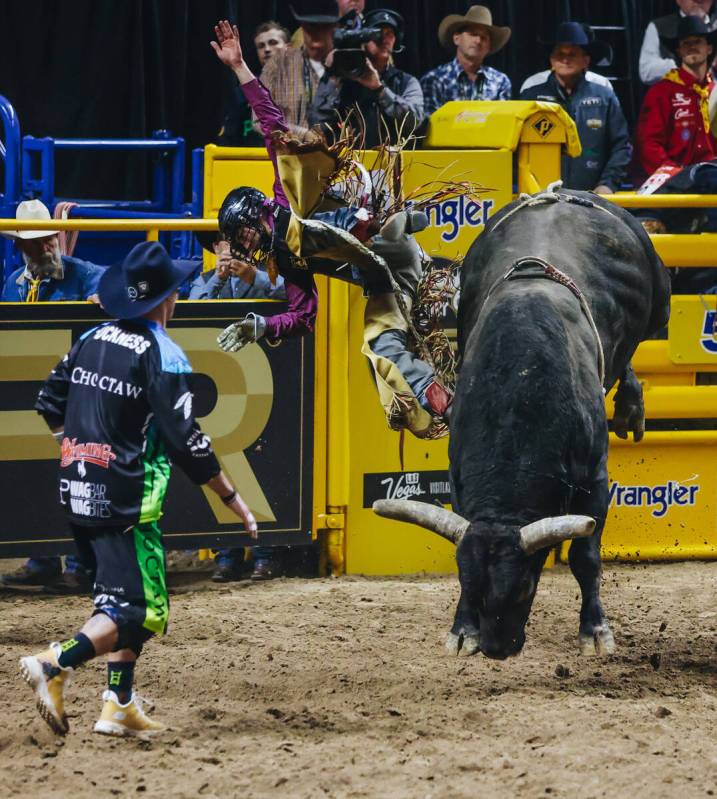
[
  {"x1": 445, "y1": 631, "x2": 480, "y2": 657},
  {"x1": 579, "y1": 625, "x2": 616, "y2": 656}
]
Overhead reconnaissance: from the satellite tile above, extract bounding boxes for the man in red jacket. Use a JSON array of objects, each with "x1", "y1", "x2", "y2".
[
  {"x1": 635, "y1": 15, "x2": 717, "y2": 290},
  {"x1": 635, "y1": 16, "x2": 717, "y2": 182}
]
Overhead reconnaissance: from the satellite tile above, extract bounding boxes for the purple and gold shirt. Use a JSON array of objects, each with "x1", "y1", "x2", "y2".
[{"x1": 240, "y1": 79, "x2": 318, "y2": 341}]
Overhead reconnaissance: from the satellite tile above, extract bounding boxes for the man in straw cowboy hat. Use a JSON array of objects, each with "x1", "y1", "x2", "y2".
[
  {"x1": 1, "y1": 199, "x2": 106, "y2": 591},
  {"x1": 20, "y1": 240, "x2": 257, "y2": 738},
  {"x1": 420, "y1": 5, "x2": 512, "y2": 118}
]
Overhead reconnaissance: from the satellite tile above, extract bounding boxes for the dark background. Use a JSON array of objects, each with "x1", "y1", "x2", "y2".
[{"x1": 0, "y1": 1, "x2": 684, "y2": 201}]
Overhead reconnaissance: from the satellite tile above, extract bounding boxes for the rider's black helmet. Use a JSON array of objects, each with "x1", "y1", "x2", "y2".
[{"x1": 218, "y1": 187, "x2": 271, "y2": 265}]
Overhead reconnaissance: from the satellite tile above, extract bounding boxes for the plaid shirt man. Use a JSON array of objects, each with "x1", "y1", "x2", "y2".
[
  {"x1": 259, "y1": 46, "x2": 321, "y2": 132},
  {"x1": 420, "y1": 58, "x2": 511, "y2": 117}
]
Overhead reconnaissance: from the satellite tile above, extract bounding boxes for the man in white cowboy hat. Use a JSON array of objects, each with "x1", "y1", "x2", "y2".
[
  {"x1": 420, "y1": 5, "x2": 512, "y2": 118},
  {"x1": 1, "y1": 199, "x2": 106, "y2": 591},
  {"x1": 1, "y1": 199, "x2": 104, "y2": 303}
]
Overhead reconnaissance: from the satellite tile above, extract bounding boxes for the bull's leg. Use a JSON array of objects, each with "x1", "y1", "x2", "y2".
[
  {"x1": 445, "y1": 589, "x2": 481, "y2": 657},
  {"x1": 568, "y1": 475, "x2": 616, "y2": 656},
  {"x1": 613, "y1": 362, "x2": 645, "y2": 442}
]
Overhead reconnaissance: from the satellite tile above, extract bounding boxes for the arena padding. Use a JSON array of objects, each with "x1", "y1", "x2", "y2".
[{"x1": 3, "y1": 101, "x2": 717, "y2": 571}]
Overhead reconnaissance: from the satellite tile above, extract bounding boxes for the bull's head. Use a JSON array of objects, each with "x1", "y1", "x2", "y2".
[{"x1": 372, "y1": 500, "x2": 595, "y2": 659}]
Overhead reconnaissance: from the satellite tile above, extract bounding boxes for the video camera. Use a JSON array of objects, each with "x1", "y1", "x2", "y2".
[{"x1": 329, "y1": 11, "x2": 383, "y2": 80}]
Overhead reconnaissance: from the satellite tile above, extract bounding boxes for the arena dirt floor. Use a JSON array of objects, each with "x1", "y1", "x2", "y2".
[{"x1": 2, "y1": 559, "x2": 717, "y2": 798}]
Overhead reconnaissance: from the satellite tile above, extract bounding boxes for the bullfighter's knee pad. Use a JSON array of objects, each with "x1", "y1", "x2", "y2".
[
  {"x1": 113, "y1": 623, "x2": 154, "y2": 658},
  {"x1": 92, "y1": 608, "x2": 155, "y2": 657}
]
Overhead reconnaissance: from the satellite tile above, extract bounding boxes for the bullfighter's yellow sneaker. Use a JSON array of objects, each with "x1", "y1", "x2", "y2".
[
  {"x1": 94, "y1": 691, "x2": 165, "y2": 738},
  {"x1": 19, "y1": 644, "x2": 71, "y2": 735}
]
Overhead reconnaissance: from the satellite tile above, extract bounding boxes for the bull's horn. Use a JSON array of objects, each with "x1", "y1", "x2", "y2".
[
  {"x1": 372, "y1": 499, "x2": 470, "y2": 545},
  {"x1": 519, "y1": 515, "x2": 596, "y2": 555}
]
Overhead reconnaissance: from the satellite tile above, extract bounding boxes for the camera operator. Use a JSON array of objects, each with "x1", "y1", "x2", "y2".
[{"x1": 309, "y1": 9, "x2": 424, "y2": 148}]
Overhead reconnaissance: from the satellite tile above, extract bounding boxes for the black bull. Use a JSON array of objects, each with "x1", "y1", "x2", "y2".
[{"x1": 375, "y1": 190, "x2": 671, "y2": 660}]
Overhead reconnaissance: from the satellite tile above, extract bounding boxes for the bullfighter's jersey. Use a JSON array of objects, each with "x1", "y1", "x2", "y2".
[{"x1": 35, "y1": 319, "x2": 221, "y2": 528}]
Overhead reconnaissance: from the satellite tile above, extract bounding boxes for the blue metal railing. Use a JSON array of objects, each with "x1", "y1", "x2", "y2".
[
  {"x1": 1, "y1": 95, "x2": 205, "y2": 288},
  {"x1": 0, "y1": 95, "x2": 22, "y2": 278},
  {"x1": 22, "y1": 130, "x2": 186, "y2": 213}
]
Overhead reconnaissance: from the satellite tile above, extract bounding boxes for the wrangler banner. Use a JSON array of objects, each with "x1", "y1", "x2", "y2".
[{"x1": 0, "y1": 300, "x2": 313, "y2": 556}]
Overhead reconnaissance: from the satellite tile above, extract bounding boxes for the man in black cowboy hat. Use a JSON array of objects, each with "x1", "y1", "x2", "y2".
[
  {"x1": 636, "y1": 15, "x2": 717, "y2": 183},
  {"x1": 260, "y1": 0, "x2": 340, "y2": 132},
  {"x1": 639, "y1": 0, "x2": 717, "y2": 86},
  {"x1": 21, "y1": 240, "x2": 257, "y2": 739},
  {"x1": 309, "y1": 8, "x2": 424, "y2": 147},
  {"x1": 520, "y1": 22, "x2": 631, "y2": 195},
  {"x1": 633, "y1": 15, "x2": 717, "y2": 285}
]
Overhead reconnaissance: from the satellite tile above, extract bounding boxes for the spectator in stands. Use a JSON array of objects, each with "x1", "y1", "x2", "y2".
[
  {"x1": 309, "y1": 9, "x2": 424, "y2": 147},
  {"x1": 420, "y1": 6, "x2": 511, "y2": 119},
  {"x1": 636, "y1": 16, "x2": 717, "y2": 181},
  {"x1": 292, "y1": 0, "x2": 365, "y2": 48},
  {"x1": 336, "y1": 0, "x2": 364, "y2": 14},
  {"x1": 520, "y1": 22, "x2": 631, "y2": 195},
  {"x1": 1, "y1": 200, "x2": 104, "y2": 302},
  {"x1": 634, "y1": 15, "x2": 717, "y2": 278},
  {"x1": 261, "y1": 0, "x2": 339, "y2": 132},
  {"x1": 189, "y1": 227, "x2": 288, "y2": 582},
  {"x1": 188, "y1": 231, "x2": 286, "y2": 300},
  {"x1": 217, "y1": 21, "x2": 290, "y2": 147},
  {"x1": 0, "y1": 199, "x2": 103, "y2": 590},
  {"x1": 639, "y1": 0, "x2": 717, "y2": 86}
]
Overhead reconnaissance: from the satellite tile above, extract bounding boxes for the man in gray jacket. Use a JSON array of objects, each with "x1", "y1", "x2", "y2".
[
  {"x1": 520, "y1": 22, "x2": 631, "y2": 195},
  {"x1": 309, "y1": 8, "x2": 423, "y2": 147}
]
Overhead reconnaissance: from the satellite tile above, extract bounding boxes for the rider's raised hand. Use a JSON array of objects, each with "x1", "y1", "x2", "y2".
[{"x1": 211, "y1": 20, "x2": 254, "y2": 83}]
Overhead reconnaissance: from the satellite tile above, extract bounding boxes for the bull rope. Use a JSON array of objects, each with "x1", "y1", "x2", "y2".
[
  {"x1": 481, "y1": 257, "x2": 606, "y2": 387},
  {"x1": 490, "y1": 180, "x2": 617, "y2": 233},
  {"x1": 479, "y1": 182, "x2": 609, "y2": 387}
]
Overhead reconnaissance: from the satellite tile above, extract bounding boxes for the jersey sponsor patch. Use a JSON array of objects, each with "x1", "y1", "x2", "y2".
[
  {"x1": 186, "y1": 429, "x2": 212, "y2": 456},
  {"x1": 93, "y1": 324, "x2": 151, "y2": 354},
  {"x1": 174, "y1": 391, "x2": 193, "y2": 419},
  {"x1": 71, "y1": 366, "x2": 143, "y2": 398},
  {"x1": 672, "y1": 92, "x2": 691, "y2": 107},
  {"x1": 60, "y1": 438, "x2": 117, "y2": 470},
  {"x1": 59, "y1": 478, "x2": 111, "y2": 518}
]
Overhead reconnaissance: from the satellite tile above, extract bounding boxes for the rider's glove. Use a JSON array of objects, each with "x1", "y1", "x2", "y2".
[{"x1": 217, "y1": 313, "x2": 266, "y2": 352}]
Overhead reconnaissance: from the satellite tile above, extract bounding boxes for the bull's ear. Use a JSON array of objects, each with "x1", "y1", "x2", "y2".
[{"x1": 519, "y1": 515, "x2": 595, "y2": 555}]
